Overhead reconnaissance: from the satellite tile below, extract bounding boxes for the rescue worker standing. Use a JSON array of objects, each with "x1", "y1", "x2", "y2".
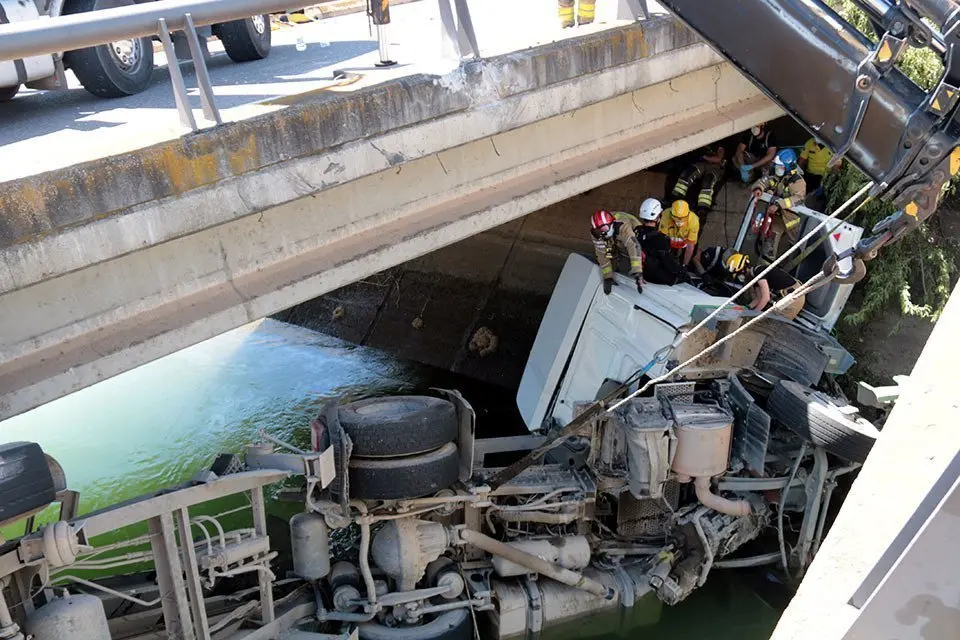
[
  {"x1": 558, "y1": 0, "x2": 595, "y2": 28},
  {"x1": 734, "y1": 122, "x2": 777, "y2": 183},
  {"x1": 659, "y1": 200, "x2": 700, "y2": 268},
  {"x1": 590, "y1": 210, "x2": 644, "y2": 294},
  {"x1": 752, "y1": 149, "x2": 806, "y2": 262},
  {"x1": 636, "y1": 198, "x2": 687, "y2": 285},
  {"x1": 798, "y1": 136, "x2": 836, "y2": 211}
]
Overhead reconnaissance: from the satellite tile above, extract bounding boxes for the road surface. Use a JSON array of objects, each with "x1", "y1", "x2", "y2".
[{"x1": 0, "y1": 0, "x2": 651, "y2": 182}]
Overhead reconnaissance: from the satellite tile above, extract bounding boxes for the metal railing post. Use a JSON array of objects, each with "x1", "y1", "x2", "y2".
[
  {"x1": 183, "y1": 12, "x2": 222, "y2": 126},
  {"x1": 157, "y1": 17, "x2": 198, "y2": 131}
]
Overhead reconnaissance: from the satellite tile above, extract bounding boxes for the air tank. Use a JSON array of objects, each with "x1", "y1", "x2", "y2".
[
  {"x1": 290, "y1": 512, "x2": 331, "y2": 580},
  {"x1": 25, "y1": 594, "x2": 110, "y2": 640}
]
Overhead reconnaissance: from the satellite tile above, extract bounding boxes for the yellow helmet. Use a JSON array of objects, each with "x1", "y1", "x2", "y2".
[
  {"x1": 671, "y1": 200, "x2": 690, "y2": 219},
  {"x1": 724, "y1": 252, "x2": 750, "y2": 274}
]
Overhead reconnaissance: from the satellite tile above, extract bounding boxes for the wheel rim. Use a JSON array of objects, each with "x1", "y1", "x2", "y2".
[
  {"x1": 251, "y1": 14, "x2": 267, "y2": 34},
  {"x1": 109, "y1": 38, "x2": 142, "y2": 72}
]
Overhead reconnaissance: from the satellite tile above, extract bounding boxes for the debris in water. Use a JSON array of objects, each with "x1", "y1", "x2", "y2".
[
  {"x1": 412, "y1": 316, "x2": 424, "y2": 330},
  {"x1": 469, "y1": 326, "x2": 498, "y2": 357},
  {"x1": 332, "y1": 305, "x2": 345, "y2": 321}
]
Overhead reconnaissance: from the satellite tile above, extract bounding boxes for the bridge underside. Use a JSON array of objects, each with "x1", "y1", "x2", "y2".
[{"x1": 0, "y1": 20, "x2": 779, "y2": 420}]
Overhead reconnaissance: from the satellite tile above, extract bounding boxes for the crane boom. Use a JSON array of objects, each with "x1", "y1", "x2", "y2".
[{"x1": 658, "y1": 0, "x2": 960, "y2": 281}]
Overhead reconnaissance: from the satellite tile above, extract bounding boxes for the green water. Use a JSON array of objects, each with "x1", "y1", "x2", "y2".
[{"x1": 0, "y1": 318, "x2": 784, "y2": 638}]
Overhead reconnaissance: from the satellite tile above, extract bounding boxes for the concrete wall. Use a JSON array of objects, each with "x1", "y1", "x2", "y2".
[{"x1": 0, "y1": 17, "x2": 780, "y2": 419}]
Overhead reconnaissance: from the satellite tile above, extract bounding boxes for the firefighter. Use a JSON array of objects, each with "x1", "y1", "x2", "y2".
[
  {"x1": 752, "y1": 149, "x2": 806, "y2": 262},
  {"x1": 734, "y1": 122, "x2": 778, "y2": 183},
  {"x1": 659, "y1": 200, "x2": 700, "y2": 268},
  {"x1": 590, "y1": 209, "x2": 645, "y2": 294},
  {"x1": 636, "y1": 198, "x2": 686, "y2": 285},
  {"x1": 558, "y1": 0, "x2": 595, "y2": 28},
  {"x1": 742, "y1": 261, "x2": 806, "y2": 320},
  {"x1": 671, "y1": 141, "x2": 728, "y2": 218},
  {"x1": 798, "y1": 136, "x2": 836, "y2": 211},
  {"x1": 691, "y1": 245, "x2": 746, "y2": 283}
]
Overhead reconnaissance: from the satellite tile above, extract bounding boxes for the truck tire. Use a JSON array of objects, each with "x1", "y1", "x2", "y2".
[
  {"x1": 215, "y1": 15, "x2": 272, "y2": 63},
  {"x1": 63, "y1": 0, "x2": 154, "y2": 98},
  {"x1": 358, "y1": 607, "x2": 472, "y2": 640},
  {"x1": 0, "y1": 442, "x2": 56, "y2": 526},
  {"x1": 338, "y1": 396, "x2": 458, "y2": 457},
  {"x1": 348, "y1": 443, "x2": 460, "y2": 500},
  {"x1": 0, "y1": 84, "x2": 19, "y2": 102},
  {"x1": 767, "y1": 380, "x2": 879, "y2": 463}
]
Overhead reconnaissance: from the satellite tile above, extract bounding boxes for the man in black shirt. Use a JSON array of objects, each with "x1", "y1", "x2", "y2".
[
  {"x1": 671, "y1": 140, "x2": 729, "y2": 219},
  {"x1": 691, "y1": 246, "x2": 746, "y2": 282},
  {"x1": 734, "y1": 122, "x2": 778, "y2": 183},
  {"x1": 636, "y1": 198, "x2": 687, "y2": 285}
]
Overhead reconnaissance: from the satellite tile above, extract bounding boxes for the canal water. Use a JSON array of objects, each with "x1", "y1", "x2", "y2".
[{"x1": 0, "y1": 318, "x2": 784, "y2": 638}]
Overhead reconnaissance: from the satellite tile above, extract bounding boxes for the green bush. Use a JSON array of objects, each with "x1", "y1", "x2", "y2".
[{"x1": 820, "y1": 0, "x2": 958, "y2": 326}]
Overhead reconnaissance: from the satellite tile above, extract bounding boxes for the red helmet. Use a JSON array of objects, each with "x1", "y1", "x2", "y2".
[{"x1": 591, "y1": 210, "x2": 616, "y2": 236}]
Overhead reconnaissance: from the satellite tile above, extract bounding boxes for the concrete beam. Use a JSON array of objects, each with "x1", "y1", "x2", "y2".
[{"x1": 0, "y1": 21, "x2": 779, "y2": 419}]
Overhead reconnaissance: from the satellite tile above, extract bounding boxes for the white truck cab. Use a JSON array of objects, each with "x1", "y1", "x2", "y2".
[{"x1": 518, "y1": 197, "x2": 861, "y2": 432}]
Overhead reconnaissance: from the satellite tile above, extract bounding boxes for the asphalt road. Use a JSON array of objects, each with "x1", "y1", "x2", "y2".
[{"x1": 0, "y1": 0, "x2": 646, "y2": 182}]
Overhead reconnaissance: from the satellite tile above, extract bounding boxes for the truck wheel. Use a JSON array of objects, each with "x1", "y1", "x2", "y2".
[
  {"x1": 767, "y1": 380, "x2": 879, "y2": 463},
  {"x1": 63, "y1": 0, "x2": 154, "y2": 98},
  {"x1": 0, "y1": 84, "x2": 19, "y2": 102},
  {"x1": 338, "y1": 396, "x2": 458, "y2": 457},
  {"x1": 0, "y1": 442, "x2": 56, "y2": 526},
  {"x1": 348, "y1": 443, "x2": 460, "y2": 500},
  {"x1": 358, "y1": 607, "x2": 472, "y2": 640},
  {"x1": 215, "y1": 15, "x2": 272, "y2": 63}
]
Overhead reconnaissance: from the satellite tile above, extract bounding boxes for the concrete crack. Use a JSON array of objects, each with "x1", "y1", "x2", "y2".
[
  {"x1": 631, "y1": 91, "x2": 644, "y2": 116},
  {"x1": 436, "y1": 153, "x2": 449, "y2": 175},
  {"x1": 491, "y1": 137, "x2": 501, "y2": 157},
  {"x1": 218, "y1": 238, "x2": 253, "y2": 320}
]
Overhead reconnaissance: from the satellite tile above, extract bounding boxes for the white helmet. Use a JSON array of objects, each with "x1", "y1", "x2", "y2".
[{"x1": 638, "y1": 198, "x2": 663, "y2": 221}]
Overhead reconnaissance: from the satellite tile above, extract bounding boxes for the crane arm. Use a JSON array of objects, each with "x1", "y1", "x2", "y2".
[{"x1": 658, "y1": 0, "x2": 960, "y2": 281}]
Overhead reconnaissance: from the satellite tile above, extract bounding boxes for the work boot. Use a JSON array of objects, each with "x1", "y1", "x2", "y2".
[
  {"x1": 558, "y1": 0, "x2": 575, "y2": 28},
  {"x1": 577, "y1": 0, "x2": 596, "y2": 25}
]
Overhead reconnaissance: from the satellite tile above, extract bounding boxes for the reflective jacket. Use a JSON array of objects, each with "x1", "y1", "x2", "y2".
[
  {"x1": 593, "y1": 211, "x2": 643, "y2": 279},
  {"x1": 752, "y1": 171, "x2": 807, "y2": 231}
]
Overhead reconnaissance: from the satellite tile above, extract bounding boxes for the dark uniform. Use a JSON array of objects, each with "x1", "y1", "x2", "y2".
[
  {"x1": 736, "y1": 128, "x2": 776, "y2": 183},
  {"x1": 697, "y1": 246, "x2": 736, "y2": 280},
  {"x1": 672, "y1": 141, "x2": 729, "y2": 217},
  {"x1": 637, "y1": 226, "x2": 685, "y2": 285}
]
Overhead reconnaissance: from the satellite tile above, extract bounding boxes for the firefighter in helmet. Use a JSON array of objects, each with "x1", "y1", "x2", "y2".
[
  {"x1": 751, "y1": 149, "x2": 807, "y2": 262},
  {"x1": 590, "y1": 209, "x2": 644, "y2": 295},
  {"x1": 659, "y1": 200, "x2": 700, "y2": 268}
]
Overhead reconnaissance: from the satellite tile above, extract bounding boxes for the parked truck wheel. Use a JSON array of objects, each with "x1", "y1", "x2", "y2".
[
  {"x1": 63, "y1": 0, "x2": 154, "y2": 98},
  {"x1": 0, "y1": 84, "x2": 20, "y2": 102},
  {"x1": 767, "y1": 380, "x2": 879, "y2": 463},
  {"x1": 215, "y1": 15, "x2": 272, "y2": 63},
  {"x1": 347, "y1": 442, "x2": 460, "y2": 500},
  {"x1": 358, "y1": 607, "x2": 472, "y2": 640},
  {"x1": 0, "y1": 442, "x2": 57, "y2": 526},
  {"x1": 338, "y1": 396, "x2": 458, "y2": 457}
]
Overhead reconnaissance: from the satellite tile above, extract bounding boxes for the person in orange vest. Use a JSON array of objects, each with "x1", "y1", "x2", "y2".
[
  {"x1": 659, "y1": 200, "x2": 701, "y2": 268},
  {"x1": 558, "y1": 0, "x2": 595, "y2": 28}
]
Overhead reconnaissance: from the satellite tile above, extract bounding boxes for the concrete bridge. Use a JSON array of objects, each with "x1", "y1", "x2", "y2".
[{"x1": 0, "y1": 2, "x2": 778, "y2": 420}]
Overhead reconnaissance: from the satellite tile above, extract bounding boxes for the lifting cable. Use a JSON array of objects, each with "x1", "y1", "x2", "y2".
[{"x1": 489, "y1": 181, "x2": 873, "y2": 489}]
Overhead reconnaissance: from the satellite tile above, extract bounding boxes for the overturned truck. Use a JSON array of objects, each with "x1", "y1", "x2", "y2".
[{"x1": 0, "y1": 250, "x2": 881, "y2": 640}]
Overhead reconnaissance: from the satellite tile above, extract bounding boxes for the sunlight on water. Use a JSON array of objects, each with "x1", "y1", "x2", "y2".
[{"x1": 0, "y1": 318, "x2": 783, "y2": 639}]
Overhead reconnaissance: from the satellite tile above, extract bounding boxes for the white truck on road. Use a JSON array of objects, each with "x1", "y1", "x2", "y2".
[{"x1": 0, "y1": 0, "x2": 271, "y2": 100}]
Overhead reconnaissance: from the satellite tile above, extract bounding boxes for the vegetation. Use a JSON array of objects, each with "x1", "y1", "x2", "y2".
[{"x1": 820, "y1": 0, "x2": 959, "y2": 327}]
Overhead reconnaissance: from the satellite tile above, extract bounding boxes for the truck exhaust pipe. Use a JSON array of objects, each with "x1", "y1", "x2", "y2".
[{"x1": 459, "y1": 530, "x2": 614, "y2": 599}]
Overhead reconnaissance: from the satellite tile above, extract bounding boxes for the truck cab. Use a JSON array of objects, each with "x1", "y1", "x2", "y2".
[{"x1": 518, "y1": 197, "x2": 861, "y2": 432}]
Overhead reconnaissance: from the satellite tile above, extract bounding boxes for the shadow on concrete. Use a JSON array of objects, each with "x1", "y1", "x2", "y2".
[{"x1": 0, "y1": 40, "x2": 378, "y2": 148}]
